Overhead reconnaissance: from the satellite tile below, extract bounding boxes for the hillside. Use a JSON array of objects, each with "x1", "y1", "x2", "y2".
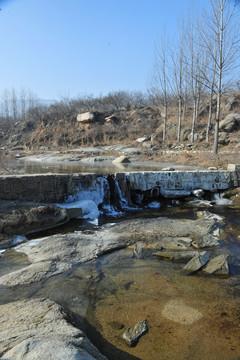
[{"x1": 0, "y1": 91, "x2": 240, "y2": 169}]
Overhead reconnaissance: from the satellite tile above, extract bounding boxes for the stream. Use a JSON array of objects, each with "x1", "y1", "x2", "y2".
[{"x1": 0, "y1": 159, "x2": 240, "y2": 359}]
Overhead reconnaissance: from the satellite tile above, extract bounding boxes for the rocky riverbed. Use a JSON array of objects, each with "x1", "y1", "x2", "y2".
[{"x1": 1, "y1": 207, "x2": 240, "y2": 359}]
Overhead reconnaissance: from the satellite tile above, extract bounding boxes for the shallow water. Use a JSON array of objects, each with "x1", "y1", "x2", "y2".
[
  {"x1": 3, "y1": 157, "x2": 203, "y2": 174},
  {"x1": 0, "y1": 205, "x2": 240, "y2": 359}
]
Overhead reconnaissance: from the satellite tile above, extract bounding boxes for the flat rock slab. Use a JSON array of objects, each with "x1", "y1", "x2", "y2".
[
  {"x1": 153, "y1": 250, "x2": 199, "y2": 262},
  {"x1": 0, "y1": 216, "x2": 220, "y2": 286},
  {"x1": 183, "y1": 251, "x2": 210, "y2": 273},
  {"x1": 162, "y1": 299, "x2": 203, "y2": 325},
  {"x1": 122, "y1": 320, "x2": 148, "y2": 346},
  {"x1": 202, "y1": 255, "x2": 229, "y2": 276},
  {"x1": 0, "y1": 298, "x2": 107, "y2": 360}
]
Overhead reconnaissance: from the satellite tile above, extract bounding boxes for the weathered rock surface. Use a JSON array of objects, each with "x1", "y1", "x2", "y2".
[
  {"x1": 159, "y1": 237, "x2": 192, "y2": 251},
  {"x1": 192, "y1": 234, "x2": 220, "y2": 249},
  {"x1": 122, "y1": 320, "x2": 148, "y2": 346},
  {"x1": 0, "y1": 298, "x2": 107, "y2": 360},
  {"x1": 0, "y1": 205, "x2": 68, "y2": 248},
  {"x1": 0, "y1": 216, "x2": 221, "y2": 286},
  {"x1": 183, "y1": 251, "x2": 210, "y2": 273},
  {"x1": 219, "y1": 113, "x2": 240, "y2": 132},
  {"x1": 202, "y1": 255, "x2": 229, "y2": 276}
]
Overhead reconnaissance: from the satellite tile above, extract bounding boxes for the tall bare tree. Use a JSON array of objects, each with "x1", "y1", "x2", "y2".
[
  {"x1": 1, "y1": 89, "x2": 10, "y2": 123},
  {"x1": 202, "y1": 0, "x2": 240, "y2": 153},
  {"x1": 20, "y1": 88, "x2": 27, "y2": 121},
  {"x1": 151, "y1": 30, "x2": 170, "y2": 140},
  {"x1": 11, "y1": 87, "x2": 18, "y2": 122},
  {"x1": 170, "y1": 19, "x2": 186, "y2": 142}
]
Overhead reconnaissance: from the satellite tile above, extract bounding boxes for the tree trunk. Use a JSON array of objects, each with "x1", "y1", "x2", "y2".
[
  {"x1": 206, "y1": 90, "x2": 213, "y2": 143},
  {"x1": 213, "y1": 1, "x2": 223, "y2": 155},
  {"x1": 191, "y1": 99, "x2": 197, "y2": 142},
  {"x1": 163, "y1": 99, "x2": 167, "y2": 141},
  {"x1": 177, "y1": 97, "x2": 182, "y2": 142}
]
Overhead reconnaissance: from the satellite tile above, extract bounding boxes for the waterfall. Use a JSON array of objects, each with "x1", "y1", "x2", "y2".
[{"x1": 212, "y1": 193, "x2": 233, "y2": 205}]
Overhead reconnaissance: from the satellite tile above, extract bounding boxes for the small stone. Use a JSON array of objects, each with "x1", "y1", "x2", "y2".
[
  {"x1": 112, "y1": 156, "x2": 131, "y2": 164},
  {"x1": 136, "y1": 136, "x2": 149, "y2": 143},
  {"x1": 133, "y1": 244, "x2": 144, "y2": 259},
  {"x1": 122, "y1": 320, "x2": 148, "y2": 346},
  {"x1": 162, "y1": 167, "x2": 175, "y2": 171}
]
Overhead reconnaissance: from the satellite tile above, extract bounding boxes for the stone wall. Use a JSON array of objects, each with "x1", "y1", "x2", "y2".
[
  {"x1": 0, "y1": 174, "x2": 104, "y2": 202},
  {"x1": 116, "y1": 170, "x2": 239, "y2": 199},
  {"x1": 0, "y1": 170, "x2": 239, "y2": 203}
]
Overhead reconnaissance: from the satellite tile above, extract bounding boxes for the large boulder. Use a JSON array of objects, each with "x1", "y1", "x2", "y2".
[
  {"x1": 77, "y1": 112, "x2": 96, "y2": 123},
  {"x1": 0, "y1": 298, "x2": 107, "y2": 360},
  {"x1": 218, "y1": 131, "x2": 230, "y2": 145},
  {"x1": 219, "y1": 113, "x2": 240, "y2": 132}
]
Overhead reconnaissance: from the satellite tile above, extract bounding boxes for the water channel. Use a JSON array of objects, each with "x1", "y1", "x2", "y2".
[{"x1": 0, "y1": 159, "x2": 240, "y2": 360}]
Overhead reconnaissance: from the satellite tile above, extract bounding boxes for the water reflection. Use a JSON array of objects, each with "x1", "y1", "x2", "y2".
[{"x1": 3, "y1": 158, "x2": 203, "y2": 174}]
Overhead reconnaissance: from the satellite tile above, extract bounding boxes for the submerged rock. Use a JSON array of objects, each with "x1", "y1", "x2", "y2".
[
  {"x1": 161, "y1": 299, "x2": 203, "y2": 325},
  {"x1": 153, "y1": 250, "x2": 199, "y2": 262},
  {"x1": 133, "y1": 244, "x2": 144, "y2": 259},
  {"x1": 122, "y1": 320, "x2": 148, "y2": 346},
  {"x1": 183, "y1": 251, "x2": 210, "y2": 273},
  {"x1": 202, "y1": 255, "x2": 229, "y2": 276},
  {"x1": 0, "y1": 298, "x2": 107, "y2": 360}
]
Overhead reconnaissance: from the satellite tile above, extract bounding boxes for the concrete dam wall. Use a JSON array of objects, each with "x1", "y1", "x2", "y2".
[{"x1": 0, "y1": 170, "x2": 239, "y2": 205}]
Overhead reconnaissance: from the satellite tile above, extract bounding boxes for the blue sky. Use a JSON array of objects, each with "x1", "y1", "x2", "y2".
[{"x1": 0, "y1": 0, "x2": 211, "y2": 100}]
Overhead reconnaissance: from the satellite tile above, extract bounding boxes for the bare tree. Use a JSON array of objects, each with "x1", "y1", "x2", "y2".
[
  {"x1": 202, "y1": 0, "x2": 240, "y2": 153},
  {"x1": 151, "y1": 30, "x2": 170, "y2": 140},
  {"x1": 20, "y1": 88, "x2": 27, "y2": 121},
  {"x1": 170, "y1": 19, "x2": 186, "y2": 142},
  {"x1": 11, "y1": 87, "x2": 18, "y2": 122},
  {"x1": 1, "y1": 89, "x2": 10, "y2": 123}
]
